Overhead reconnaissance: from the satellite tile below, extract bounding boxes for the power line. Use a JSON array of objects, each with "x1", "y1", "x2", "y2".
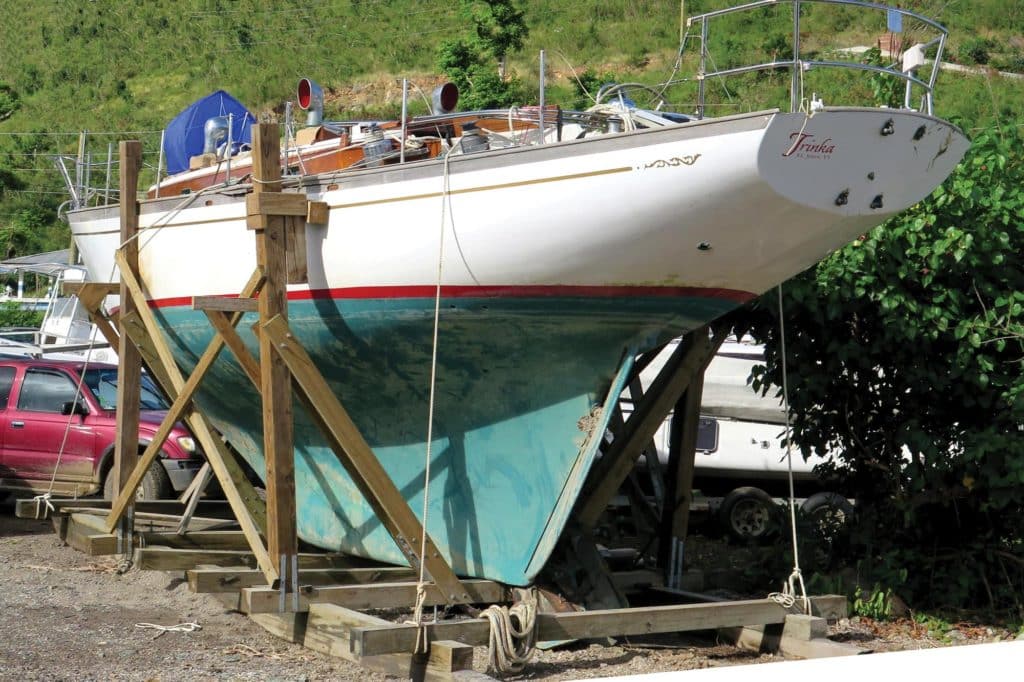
[{"x1": 0, "y1": 130, "x2": 162, "y2": 137}]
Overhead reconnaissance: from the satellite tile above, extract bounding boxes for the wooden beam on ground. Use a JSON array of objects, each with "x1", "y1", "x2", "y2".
[
  {"x1": 252, "y1": 123, "x2": 299, "y2": 582},
  {"x1": 352, "y1": 599, "x2": 796, "y2": 657},
  {"x1": 113, "y1": 139, "x2": 143, "y2": 542},
  {"x1": 262, "y1": 314, "x2": 471, "y2": 604},
  {"x1": 105, "y1": 268, "x2": 265, "y2": 533},
  {"x1": 242, "y1": 579, "x2": 507, "y2": 614},
  {"x1": 134, "y1": 547, "x2": 359, "y2": 572},
  {"x1": 15, "y1": 498, "x2": 234, "y2": 520},
  {"x1": 86, "y1": 530, "x2": 256, "y2": 556},
  {"x1": 188, "y1": 566, "x2": 416, "y2": 593},
  {"x1": 113, "y1": 252, "x2": 275, "y2": 582},
  {"x1": 723, "y1": 607, "x2": 865, "y2": 658},
  {"x1": 575, "y1": 326, "x2": 724, "y2": 530},
  {"x1": 224, "y1": 593, "x2": 481, "y2": 680},
  {"x1": 306, "y1": 604, "x2": 480, "y2": 680}
]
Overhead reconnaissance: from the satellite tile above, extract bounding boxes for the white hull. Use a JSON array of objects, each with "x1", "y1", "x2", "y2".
[{"x1": 69, "y1": 108, "x2": 967, "y2": 302}]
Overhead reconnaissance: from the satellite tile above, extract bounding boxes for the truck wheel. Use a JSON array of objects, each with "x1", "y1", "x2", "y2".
[
  {"x1": 720, "y1": 487, "x2": 777, "y2": 542},
  {"x1": 104, "y1": 463, "x2": 173, "y2": 501}
]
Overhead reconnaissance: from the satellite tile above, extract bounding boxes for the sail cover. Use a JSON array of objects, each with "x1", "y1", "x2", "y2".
[{"x1": 162, "y1": 90, "x2": 255, "y2": 175}]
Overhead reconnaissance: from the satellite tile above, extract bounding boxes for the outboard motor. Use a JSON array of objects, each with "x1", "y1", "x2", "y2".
[
  {"x1": 297, "y1": 78, "x2": 324, "y2": 127},
  {"x1": 431, "y1": 82, "x2": 459, "y2": 115},
  {"x1": 203, "y1": 116, "x2": 229, "y2": 156}
]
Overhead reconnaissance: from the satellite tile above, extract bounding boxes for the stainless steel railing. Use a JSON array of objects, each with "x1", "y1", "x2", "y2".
[{"x1": 687, "y1": 0, "x2": 948, "y2": 118}]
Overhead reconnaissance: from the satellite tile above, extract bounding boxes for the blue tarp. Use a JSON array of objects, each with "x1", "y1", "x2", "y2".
[{"x1": 162, "y1": 90, "x2": 255, "y2": 175}]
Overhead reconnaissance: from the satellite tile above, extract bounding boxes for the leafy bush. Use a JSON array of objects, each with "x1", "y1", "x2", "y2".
[
  {"x1": 0, "y1": 83, "x2": 19, "y2": 120},
  {"x1": 853, "y1": 584, "x2": 895, "y2": 620},
  {"x1": 747, "y1": 127, "x2": 1024, "y2": 616},
  {"x1": 958, "y1": 37, "x2": 996, "y2": 65},
  {"x1": 991, "y1": 53, "x2": 1024, "y2": 73}
]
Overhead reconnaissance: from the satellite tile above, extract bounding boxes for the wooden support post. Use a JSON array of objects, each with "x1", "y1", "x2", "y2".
[
  {"x1": 113, "y1": 253, "x2": 275, "y2": 582},
  {"x1": 177, "y1": 462, "x2": 213, "y2": 534},
  {"x1": 251, "y1": 123, "x2": 299, "y2": 593},
  {"x1": 262, "y1": 314, "x2": 471, "y2": 604},
  {"x1": 659, "y1": 328, "x2": 724, "y2": 577},
  {"x1": 113, "y1": 140, "x2": 143, "y2": 549},
  {"x1": 575, "y1": 328, "x2": 724, "y2": 530},
  {"x1": 104, "y1": 268, "x2": 264, "y2": 533}
]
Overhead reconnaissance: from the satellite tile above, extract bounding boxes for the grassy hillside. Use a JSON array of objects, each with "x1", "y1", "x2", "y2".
[{"x1": 0, "y1": 0, "x2": 1021, "y2": 260}]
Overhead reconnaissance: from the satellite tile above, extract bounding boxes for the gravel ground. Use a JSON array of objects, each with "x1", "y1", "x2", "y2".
[{"x1": 1, "y1": 500, "x2": 1019, "y2": 681}]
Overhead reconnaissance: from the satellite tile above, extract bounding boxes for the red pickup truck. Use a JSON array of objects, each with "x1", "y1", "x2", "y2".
[{"x1": 0, "y1": 356, "x2": 203, "y2": 499}]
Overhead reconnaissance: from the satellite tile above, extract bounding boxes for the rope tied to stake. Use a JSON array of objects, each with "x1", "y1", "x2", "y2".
[
  {"x1": 771, "y1": 284, "x2": 812, "y2": 615},
  {"x1": 480, "y1": 589, "x2": 539, "y2": 675},
  {"x1": 32, "y1": 492, "x2": 55, "y2": 517}
]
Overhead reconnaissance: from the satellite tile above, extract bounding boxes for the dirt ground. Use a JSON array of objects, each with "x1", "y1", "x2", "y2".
[{"x1": 1, "y1": 499, "x2": 1019, "y2": 682}]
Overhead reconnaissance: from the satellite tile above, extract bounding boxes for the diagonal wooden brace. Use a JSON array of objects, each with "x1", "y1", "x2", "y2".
[
  {"x1": 112, "y1": 250, "x2": 277, "y2": 582},
  {"x1": 105, "y1": 268, "x2": 265, "y2": 533},
  {"x1": 72, "y1": 283, "x2": 121, "y2": 355},
  {"x1": 575, "y1": 324, "x2": 729, "y2": 530},
  {"x1": 261, "y1": 314, "x2": 472, "y2": 604}
]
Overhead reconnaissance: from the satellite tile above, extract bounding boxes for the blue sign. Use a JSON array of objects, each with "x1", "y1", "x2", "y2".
[{"x1": 888, "y1": 9, "x2": 903, "y2": 33}]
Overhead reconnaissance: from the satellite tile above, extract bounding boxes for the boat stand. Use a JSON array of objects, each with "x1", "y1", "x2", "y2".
[{"x1": 30, "y1": 129, "x2": 860, "y2": 677}]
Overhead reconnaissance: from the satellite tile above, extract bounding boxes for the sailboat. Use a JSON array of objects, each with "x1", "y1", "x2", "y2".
[{"x1": 64, "y1": 1, "x2": 969, "y2": 585}]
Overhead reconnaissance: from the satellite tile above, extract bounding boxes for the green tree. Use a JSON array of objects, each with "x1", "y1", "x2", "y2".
[
  {"x1": 436, "y1": 40, "x2": 523, "y2": 111},
  {"x1": 749, "y1": 127, "x2": 1024, "y2": 613},
  {"x1": 463, "y1": 0, "x2": 528, "y2": 78},
  {"x1": 435, "y1": 0, "x2": 528, "y2": 110},
  {"x1": 0, "y1": 301, "x2": 43, "y2": 328}
]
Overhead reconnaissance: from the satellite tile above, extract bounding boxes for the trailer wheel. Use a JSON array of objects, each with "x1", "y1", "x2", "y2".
[
  {"x1": 720, "y1": 487, "x2": 777, "y2": 542},
  {"x1": 801, "y1": 492, "x2": 854, "y2": 535}
]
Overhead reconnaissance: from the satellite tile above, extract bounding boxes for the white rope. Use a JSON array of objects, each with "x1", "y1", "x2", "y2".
[
  {"x1": 410, "y1": 138, "x2": 461, "y2": 649},
  {"x1": 481, "y1": 590, "x2": 539, "y2": 675},
  {"x1": 134, "y1": 622, "x2": 202, "y2": 639},
  {"x1": 773, "y1": 284, "x2": 811, "y2": 615},
  {"x1": 34, "y1": 290, "x2": 101, "y2": 515}
]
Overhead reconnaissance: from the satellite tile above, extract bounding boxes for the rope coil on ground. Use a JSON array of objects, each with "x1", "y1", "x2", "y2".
[{"x1": 480, "y1": 590, "x2": 539, "y2": 675}]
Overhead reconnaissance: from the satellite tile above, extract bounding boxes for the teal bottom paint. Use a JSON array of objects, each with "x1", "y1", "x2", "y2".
[{"x1": 156, "y1": 294, "x2": 736, "y2": 585}]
